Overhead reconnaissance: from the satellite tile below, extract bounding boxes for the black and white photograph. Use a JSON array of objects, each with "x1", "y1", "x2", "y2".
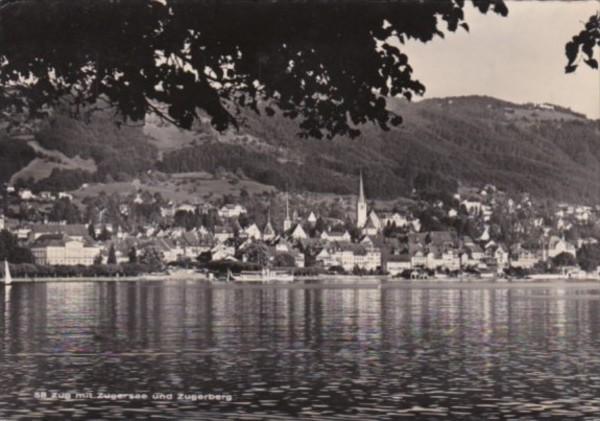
[{"x1": 0, "y1": 0, "x2": 599, "y2": 419}]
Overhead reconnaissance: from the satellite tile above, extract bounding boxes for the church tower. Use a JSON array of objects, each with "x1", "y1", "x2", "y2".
[
  {"x1": 357, "y1": 171, "x2": 367, "y2": 228},
  {"x1": 283, "y1": 192, "x2": 292, "y2": 232}
]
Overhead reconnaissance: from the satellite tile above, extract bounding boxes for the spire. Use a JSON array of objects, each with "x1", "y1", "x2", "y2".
[
  {"x1": 283, "y1": 191, "x2": 292, "y2": 232},
  {"x1": 285, "y1": 191, "x2": 290, "y2": 220},
  {"x1": 356, "y1": 170, "x2": 368, "y2": 229},
  {"x1": 358, "y1": 170, "x2": 366, "y2": 204}
]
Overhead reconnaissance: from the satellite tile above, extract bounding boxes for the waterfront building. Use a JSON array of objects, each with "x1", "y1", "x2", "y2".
[
  {"x1": 316, "y1": 242, "x2": 381, "y2": 272},
  {"x1": 386, "y1": 254, "x2": 412, "y2": 275},
  {"x1": 31, "y1": 234, "x2": 101, "y2": 266},
  {"x1": 510, "y1": 245, "x2": 541, "y2": 269},
  {"x1": 494, "y1": 246, "x2": 509, "y2": 269},
  {"x1": 546, "y1": 236, "x2": 576, "y2": 258}
]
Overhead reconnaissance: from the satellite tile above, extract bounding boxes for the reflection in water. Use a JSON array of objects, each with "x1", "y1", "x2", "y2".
[{"x1": 1, "y1": 282, "x2": 600, "y2": 419}]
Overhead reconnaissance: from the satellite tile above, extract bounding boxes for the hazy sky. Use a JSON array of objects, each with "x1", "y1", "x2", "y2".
[{"x1": 401, "y1": 1, "x2": 599, "y2": 119}]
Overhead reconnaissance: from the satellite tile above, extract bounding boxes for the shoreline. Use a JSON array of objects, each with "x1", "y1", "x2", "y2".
[{"x1": 4, "y1": 274, "x2": 600, "y2": 289}]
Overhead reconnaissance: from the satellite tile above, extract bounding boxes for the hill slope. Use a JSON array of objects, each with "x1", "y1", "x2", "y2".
[
  {"x1": 4, "y1": 96, "x2": 600, "y2": 203},
  {"x1": 157, "y1": 96, "x2": 600, "y2": 202}
]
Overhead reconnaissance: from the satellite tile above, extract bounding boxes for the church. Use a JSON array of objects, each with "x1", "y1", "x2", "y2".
[
  {"x1": 356, "y1": 172, "x2": 380, "y2": 236},
  {"x1": 356, "y1": 171, "x2": 368, "y2": 229}
]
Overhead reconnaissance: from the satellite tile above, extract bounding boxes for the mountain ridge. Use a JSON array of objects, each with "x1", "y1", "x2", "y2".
[{"x1": 3, "y1": 95, "x2": 599, "y2": 204}]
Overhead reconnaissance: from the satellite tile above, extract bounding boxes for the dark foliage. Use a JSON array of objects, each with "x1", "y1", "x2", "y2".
[
  {"x1": 48, "y1": 197, "x2": 82, "y2": 223},
  {"x1": 0, "y1": 137, "x2": 36, "y2": 184},
  {"x1": 577, "y1": 243, "x2": 600, "y2": 272},
  {"x1": 0, "y1": 0, "x2": 509, "y2": 138},
  {"x1": 0, "y1": 230, "x2": 34, "y2": 263},
  {"x1": 29, "y1": 168, "x2": 95, "y2": 192},
  {"x1": 565, "y1": 12, "x2": 600, "y2": 73},
  {"x1": 551, "y1": 252, "x2": 577, "y2": 268}
]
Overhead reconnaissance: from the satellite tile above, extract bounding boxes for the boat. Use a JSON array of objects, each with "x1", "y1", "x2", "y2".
[
  {"x1": 232, "y1": 268, "x2": 294, "y2": 283},
  {"x1": 210, "y1": 269, "x2": 233, "y2": 283},
  {"x1": 3, "y1": 260, "x2": 12, "y2": 285}
]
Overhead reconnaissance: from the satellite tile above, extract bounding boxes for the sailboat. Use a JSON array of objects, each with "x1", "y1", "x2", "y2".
[{"x1": 3, "y1": 260, "x2": 12, "y2": 285}]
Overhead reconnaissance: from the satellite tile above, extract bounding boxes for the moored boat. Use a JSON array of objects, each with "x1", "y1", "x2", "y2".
[
  {"x1": 3, "y1": 260, "x2": 12, "y2": 285},
  {"x1": 232, "y1": 268, "x2": 294, "y2": 283}
]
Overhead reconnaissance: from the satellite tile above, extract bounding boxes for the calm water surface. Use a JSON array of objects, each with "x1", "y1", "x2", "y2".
[{"x1": 1, "y1": 281, "x2": 600, "y2": 420}]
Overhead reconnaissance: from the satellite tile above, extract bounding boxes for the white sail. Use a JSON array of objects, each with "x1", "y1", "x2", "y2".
[{"x1": 4, "y1": 260, "x2": 12, "y2": 285}]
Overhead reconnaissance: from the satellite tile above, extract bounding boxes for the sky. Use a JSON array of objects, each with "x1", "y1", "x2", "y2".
[{"x1": 401, "y1": 1, "x2": 599, "y2": 119}]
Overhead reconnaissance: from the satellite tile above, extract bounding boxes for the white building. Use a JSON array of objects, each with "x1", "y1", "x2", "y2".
[
  {"x1": 289, "y1": 224, "x2": 308, "y2": 240},
  {"x1": 244, "y1": 223, "x2": 262, "y2": 241},
  {"x1": 321, "y1": 229, "x2": 351, "y2": 243},
  {"x1": 380, "y1": 212, "x2": 410, "y2": 228},
  {"x1": 219, "y1": 204, "x2": 247, "y2": 219},
  {"x1": 547, "y1": 236, "x2": 576, "y2": 259},
  {"x1": 316, "y1": 243, "x2": 381, "y2": 272},
  {"x1": 18, "y1": 189, "x2": 35, "y2": 201},
  {"x1": 31, "y1": 235, "x2": 101, "y2": 266},
  {"x1": 386, "y1": 255, "x2": 412, "y2": 275}
]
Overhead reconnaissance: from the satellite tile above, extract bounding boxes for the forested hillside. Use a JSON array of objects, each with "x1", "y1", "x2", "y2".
[
  {"x1": 157, "y1": 96, "x2": 600, "y2": 202},
  {"x1": 3, "y1": 96, "x2": 599, "y2": 203}
]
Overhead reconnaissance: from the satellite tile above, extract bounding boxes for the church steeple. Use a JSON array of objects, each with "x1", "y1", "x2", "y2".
[
  {"x1": 358, "y1": 170, "x2": 366, "y2": 204},
  {"x1": 283, "y1": 191, "x2": 292, "y2": 232},
  {"x1": 357, "y1": 171, "x2": 368, "y2": 228}
]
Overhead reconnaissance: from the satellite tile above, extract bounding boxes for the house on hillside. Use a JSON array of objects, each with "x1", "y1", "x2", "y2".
[{"x1": 218, "y1": 204, "x2": 247, "y2": 219}]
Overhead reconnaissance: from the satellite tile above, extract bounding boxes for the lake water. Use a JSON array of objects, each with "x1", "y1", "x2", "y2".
[{"x1": 2, "y1": 281, "x2": 600, "y2": 420}]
